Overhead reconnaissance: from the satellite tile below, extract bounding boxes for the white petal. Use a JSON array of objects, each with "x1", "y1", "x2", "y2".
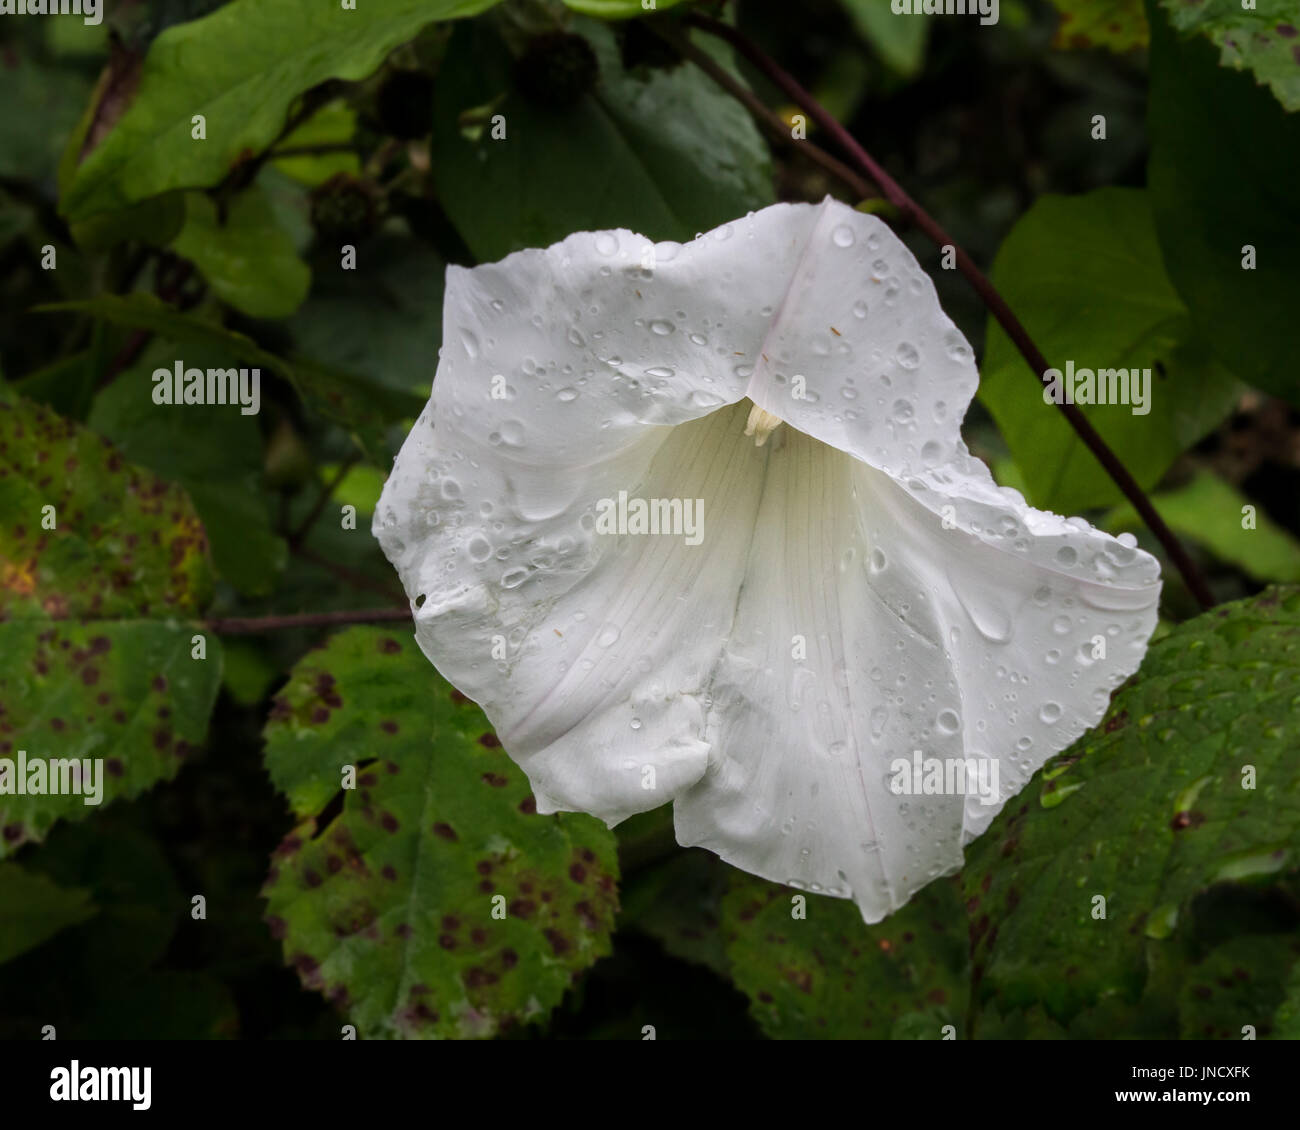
[
  {"x1": 376, "y1": 198, "x2": 1161, "y2": 923},
  {"x1": 672, "y1": 427, "x2": 1159, "y2": 921}
]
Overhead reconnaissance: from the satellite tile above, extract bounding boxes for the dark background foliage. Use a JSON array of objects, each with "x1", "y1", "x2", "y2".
[{"x1": 1, "y1": 0, "x2": 1297, "y2": 1040}]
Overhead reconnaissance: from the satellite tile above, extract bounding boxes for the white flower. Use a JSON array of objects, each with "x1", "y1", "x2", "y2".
[{"x1": 374, "y1": 198, "x2": 1160, "y2": 922}]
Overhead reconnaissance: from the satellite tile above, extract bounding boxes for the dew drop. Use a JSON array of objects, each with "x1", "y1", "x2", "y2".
[
  {"x1": 832, "y1": 224, "x2": 856, "y2": 248},
  {"x1": 896, "y1": 342, "x2": 920, "y2": 369}
]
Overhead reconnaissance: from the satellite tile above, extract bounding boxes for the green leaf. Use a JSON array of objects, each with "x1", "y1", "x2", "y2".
[
  {"x1": 261, "y1": 627, "x2": 620, "y2": 1039},
  {"x1": 61, "y1": 0, "x2": 505, "y2": 220},
  {"x1": 620, "y1": 847, "x2": 730, "y2": 977},
  {"x1": 1158, "y1": 0, "x2": 1300, "y2": 112},
  {"x1": 1274, "y1": 961, "x2": 1300, "y2": 1038},
  {"x1": 36, "y1": 294, "x2": 424, "y2": 464},
  {"x1": 287, "y1": 232, "x2": 445, "y2": 398},
  {"x1": 840, "y1": 0, "x2": 931, "y2": 75},
  {"x1": 431, "y1": 20, "x2": 774, "y2": 262},
  {"x1": 1104, "y1": 472, "x2": 1300, "y2": 584},
  {"x1": 0, "y1": 862, "x2": 96, "y2": 965},
  {"x1": 978, "y1": 188, "x2": 1240, "y2": 512},
  {"x1": 170, "y1": 187, "x2": 311, "y2": 319},
  {"x1": 562, "y1": 0, "x2": 688, "y2": 16},
  {"x1": 0, "y1": 620, "x2": 223, "y2": 856},
  {"x1": 271, "y1": 101, "x2": 360, "y2": 187},
  {"x1": 964, "y1": 586, "x2": 1300, "y2": 1030},
  {"x1": 0, "y1": 52, "x2": 94, "y2": 183},
  {"x1": 1046, "y1": 0, "x2": 1148, "y2": 51},
  {"x1": 0, "y1": 382, "x2": 213, "y2": 619},
  {"x1": 0, "y1": 387, "x2": 223, "y2": 854},
  {"x1": 87, "y1": 342, "x2": 287, "y2": 597},
  {"x1": 1178, "y1": 933, "x2": 1299, "y2": 1039},
  {"x1": 1147, "y1": 0, "x2": 1300, "y2": 404},
  {"x1": 67, "y1": 193, "x2": 187, "y2": 255},
  {"x1": 722, "y1": 873, "x2": 969, "y2": 1039}
]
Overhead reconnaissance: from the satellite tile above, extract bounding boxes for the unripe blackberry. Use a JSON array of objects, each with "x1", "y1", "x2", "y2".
[{"x1": 309, "y1": 174, "x2": 381, "y2": 245}]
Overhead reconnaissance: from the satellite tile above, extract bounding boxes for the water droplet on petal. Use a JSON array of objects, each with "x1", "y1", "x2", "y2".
[{"x1": 896, "y1": 342, "x2": 920, "y2": 369}]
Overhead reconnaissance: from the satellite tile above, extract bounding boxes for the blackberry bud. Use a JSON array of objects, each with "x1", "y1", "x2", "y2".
[
  {"x1": 309, "y1": 174, "x2": 381, "y2": 245},
  {"x1": 376, "y1": 69, "x2": 435, "y2": 139},
  {"x1": 513, "y1": 32, "x2": 599, "y2": 110}
]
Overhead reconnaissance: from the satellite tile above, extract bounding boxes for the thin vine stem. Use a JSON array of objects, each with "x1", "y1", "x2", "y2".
[
  {"x1": 204, "y1": 608, "x2": 410, "y2": 635},
  {"x1": 686, "y1": 12, "x2": 1214, "y2": 610}
]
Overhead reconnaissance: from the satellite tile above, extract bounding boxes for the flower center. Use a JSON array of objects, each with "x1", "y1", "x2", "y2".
[{"x1": 743, "y1": 401, "x2": 783, "y2": 447}]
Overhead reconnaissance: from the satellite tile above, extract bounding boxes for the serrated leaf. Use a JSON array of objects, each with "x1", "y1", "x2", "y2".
[
  {"x1": 1178, "y1": 933, "x2": 1299, "y2": 1040},
  {"x1": 0, "y1": 382, "x2": 212, "y2": 620},
  {"x1": 0, "y1": 387, "x2": 222, "y2": 855},
  {"x1": 0, "y1": 620, "x2": 223, "y2": 856},
  {"x1": 1147, "y1": 0, "x2": 1300, "y2": 405},
  {"x1": 0, "y1": 862, "x2": 96, "y2": 965},
  {"x1": 964, "y1": 586, "x2": 1300, "y2": 1030},
  {"x1": 87, "y1": 342, "x2": 288, "y2": 597},
  {"x1": 431, "y1": 19, "x2": 773, "y2": 262},
  {"x1": 722, "y1": 872, "x2": 969, "y2": 1039},
  {"x1": 261, "y1": 627, "x2": 620, "y2": 1039},
  {"x1": 1159, "y1": 0, "x2": 1300, "y2": 112},
  {"x1": 61, "y1": 0, "x2": 505, "y2": 220},
  {"x1": 978, "y1": 187, "x2": 1240, "y2": 512}
]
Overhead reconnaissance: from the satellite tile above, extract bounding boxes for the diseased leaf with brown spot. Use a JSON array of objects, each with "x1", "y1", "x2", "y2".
[
  {"x1": 722, "y1": 872, "x2": 969, "y2": 1040},
  {"x1": 0, "y1": 621, "x2": 223, "y2": 857},
  {"x1": 261, "y1": 627, "x2": 620, "y2": 1039},
  {"x1": 1048, "y1": 0, "x2": 1148, "y2": 51},
  {"x1": 964, "y1": 587, "x2": 1300, "y2": 1032},
  {"x1": 1159, "y1": 0, "x2": 1300, "y2": 113},
  {"x1": 1177, "y1": 933, "x2": 1299, "y2": 1040},
  {"x1": 0, "y1": 384, "x2": 213, "y2": 620},
  {"x1": 0, "y1": 388, "x2": 222, "y2": 855}
]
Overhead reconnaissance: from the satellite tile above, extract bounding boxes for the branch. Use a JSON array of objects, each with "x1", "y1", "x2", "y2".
[
  {"x1": 687, "y1": 12, "x2": 1214, "y2": 611},
  {"x1": 289, "y1": 457, "x2": 358, "y2": 548},
  {"x1": 204, "y1": 607, "x2": 410, "y2": 635},
  {"x1": 653, "y1": 25, "x2": 881, "y2": 205}
]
